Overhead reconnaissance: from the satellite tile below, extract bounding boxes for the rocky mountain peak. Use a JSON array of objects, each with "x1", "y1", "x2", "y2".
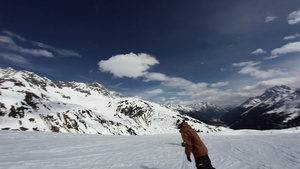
[
  {"x1": 242, "y1": 85, "x2": 296, "y2": 108},
  {"x1": 262, "y1": 85, "x2": 293, "y2": 98},
  {"x1": 0, "y1": 67, "x2": 56, "y2": 90},
  {"x1": 222, "y1": 85, "x2": 300, "y2": 130},
  {"x1": 0, "y1": 67, "x2": 223, "y2": 135}
]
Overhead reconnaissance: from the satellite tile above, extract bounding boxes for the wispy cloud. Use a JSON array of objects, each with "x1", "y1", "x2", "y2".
[
  {"x1": 232, "y1": 61, "x2": 284, "y2": 79},
  {"x1": 32, "y1": 41, "x2": 81, "y2": 57},
  {"x1": 143, "y1": 72, "x2": 209, "y2": 93},
  {"x1": 242, "y1": 76, "x2": 300, "y2": 91},
  {"x1": 232, "y1": 61, "x2": 260, "y2": 67},
  {"x1": 98, "y1": 51, "x2": 297, "y2": 106},
  {"x1": 287, "y1": 9, "x2": 300, "y2": 24},
  {"x1": 0, "y1": 53, "x2": 32, "y2": 67},
  {"x1": 251, "y1": 48, "x2": 266, "y2": 55},
  {"x1": 0, "y1": 35, "x2": 15, "y2": 44},
  {"x1": 283, "y1": 33, "x2": 300, "y2": 40},
  {"x1": 2, "y1": 42, "x2": 54, "y2": 57},
  {"x1": 271, "y1": 41, "x2": 300, "y2": 55},
  {"x1": 1, "y1": 31, "x2": 53, "y2": 57},
  {"x1": 2, "y1": 30, "x2": 26, "y2": 41},
  {"x1": 143, "y1": 72, "x2": 168, "y2": 82},
  {"x1": 211, "y1": 81, "x2": 229, "y2": 87},
  {"x1": 263, "y1": 55, "x2": 279, "y2": 60},
  {"x1": 0, "y1": 30, "x2": 81, "y2": 58},
  {"x1": 264, "y1": 41, "x2": 300, "y2": 60},
  {"x1": 0, "y1": 52, "x2": 59, "y2": 74},
  {"x1": 146, "y1": 89, "x2": 163, "y2": 94},
  {"x1": 98, "y1": 53, "x2": 228, "y2": 105},
  {"x1": 265, "y1": 15, "x2": 278, "y2": 23}
]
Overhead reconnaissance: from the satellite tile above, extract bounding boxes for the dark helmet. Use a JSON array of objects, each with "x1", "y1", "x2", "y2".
[{"x1": 175, "y1": 119, "x2": 185, "y2": 129}]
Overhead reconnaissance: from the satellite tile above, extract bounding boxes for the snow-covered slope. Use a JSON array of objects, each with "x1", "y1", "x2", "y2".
[
  {"x1": 0, "y1": 67, "x2": 223, "y2": 135},
  {"x1": 0, "y1": 129, "x2": 299, "y2": 169},
  {"x1": 166, "y1": 102, "x2": 228, "y2": 125},
  {"x1": 222, "y1": 85, "x2": 300, "y2": 130}
]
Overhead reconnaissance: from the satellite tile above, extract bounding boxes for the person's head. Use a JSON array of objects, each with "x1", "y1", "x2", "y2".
[{"x1": 175, "y1": 119, "x2": 185, "y2": 129}]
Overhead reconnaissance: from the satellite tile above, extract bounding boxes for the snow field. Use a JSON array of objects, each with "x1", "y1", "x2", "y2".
[
  {"x1": 0, "y1": 68, "x2": 228, "y2": 135},
  {"x1": 0, "y1": 129, "x2": 300, "y2": 169}
]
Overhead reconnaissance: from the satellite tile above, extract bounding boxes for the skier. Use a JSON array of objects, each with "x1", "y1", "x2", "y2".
[{"x1": 176, "y1": 119, "x2": 215, "y2": 169}]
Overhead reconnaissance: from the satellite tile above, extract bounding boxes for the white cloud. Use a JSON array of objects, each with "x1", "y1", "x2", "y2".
[
  {"x1": 0, "y1": 52, "x2": 58, "y2": 73},
  {"x1": 1, "y1": 30, "x2": 81, "y2": 58},
  {"x1": 160, "y1": 97, "x2": 166, "y2": 102},
  {"x1": 211, "y1": 81, "x2": 229, "y2": 87},
  {"x1": 98, "y1": 53, "x2": 159, "y2": 78},
  {"x1": 232, "y1": 61, "x2": 260, "y2": 67},
  {"x1": 251, "y1": 48, "x2": 266, "y2": 55},
  {"x1": 163, "y1": 77, "x2": 208, "y2": 91},
  {"x1": 0, "y1": 35, "x2": 15, "y2": 44},
  {"x1": 144, "y1": 72, "x2": 209, "y2": 92},
  {"x1": 265, "y1": 15, "x2": 277, "y2": 23},
  {"x1": 287, "y1": 10, "x2": 300, "y2": 24},
  {"x1": 264, "y1": 41, "x2": 300, "y2": 60},
  {"x1": 5, "y1": 44, "x2": 54, "y2": 57},
  {"x1": 203, "y1": 73, "x2": 300, "y2": 106},
  {"x1": 243, "y1": 76, "x2": 300, "y2": 91},
  {"x1": 233, "y1": 61, "x2": 284, "y2": 79},
  {"x1": 263, "y1": 55, "x2": 279, "y2": 60},
  {"x1": 2, "y1": 30, "x2": 26, "y2": 41},
  {"x1": 100, "y1": 53, "x2": 288, "y2": 106},
  {"x1": 0, "y1": 53, "x2": 42, "y2": 70},
  {"x1": 271, "y1": 41, "x2": 300, "y2": 55},
  {"x1": 143, "y1": 72, "x2": 220, "y2": 102},
  {"x1": 0, "y1": 53, "x2": 31, "y2": 66},
  {"x1": 99, "y1": 51, "x2": 296, "y2": 107},
  {"x1": 32, "y1": 41, "x2": 81, "y2": 57},
  {"x1": 146, "y1": 89, "x2": 163, "y2": 94},
  {"x1": 143, "y1": 72, "x2": 168, "y2": 82},
  {"x1": 0, "y1": 31, "x2": 53, "y2": 57},
  {"x1": 283, "y1": 33, "x2": 300, "y2": 40},
  {"x1": 98, "y1": 53, "x2": 223, "y2": 104}
]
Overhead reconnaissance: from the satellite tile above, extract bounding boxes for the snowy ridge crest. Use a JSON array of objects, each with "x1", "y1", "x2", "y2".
[
  {"x1": 0, "y1": 67, "x2": 223, "y2": 135},
  {"x1": 222, "y1": 85, "x2": 300, "y2": 130},
  {"x1": 165, "y1": 102, "x2": 228, "y2": 125}
]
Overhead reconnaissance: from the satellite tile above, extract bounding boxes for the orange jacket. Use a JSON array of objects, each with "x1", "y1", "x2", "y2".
[{"x1": 180, "y1": 123, "x2": 208, "y2": 159}]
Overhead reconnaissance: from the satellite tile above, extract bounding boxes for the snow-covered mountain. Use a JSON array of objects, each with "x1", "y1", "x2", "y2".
[
  {"x1": 222, "y1": 85, "x2": 300, "y2": 130},
  {"x1": 0, "y1": 67, "x2": 223, "y2": 135},
  {"x1": 165, "y1": 102, "x2": 228, "y2": 125}
]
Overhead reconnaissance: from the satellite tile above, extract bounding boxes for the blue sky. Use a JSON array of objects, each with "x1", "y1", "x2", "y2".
[{"x1": 1, "y1": 0, "x2": 300, "y2": 107}]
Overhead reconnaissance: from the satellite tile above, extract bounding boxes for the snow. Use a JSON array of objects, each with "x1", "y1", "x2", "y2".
[
  {"x1": 0, "y1": 77, "x2": 223, "y2": 135},
  {"x1": 0, "y1": 129, "x2": 299, "y2": 169},
  {"x1": 1, "y1": 68, "x2": 300, "y2": 168}
]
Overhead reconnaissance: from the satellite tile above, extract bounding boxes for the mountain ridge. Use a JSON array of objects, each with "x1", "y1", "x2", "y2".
[
  {"x1": 165, "y1": 102, "x2": 228, "y2": 125},
  {"x1": 0, "y1": 67, "x2": 224, "y2": 135},
  {"x1": 222, "y1": 85, "x2": 300, "y2": 129},
  {"x1": 2, "y1": 67, "x2": 299, "y2": 133}
]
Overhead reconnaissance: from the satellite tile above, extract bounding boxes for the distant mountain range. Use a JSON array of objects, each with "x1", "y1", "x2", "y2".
[
  {"x1": 1, "y1": 67, "x2": 299, "y2": 133},
  {"x1": 165, "y1": 102, "x2": 228, "y2": 126},
  {"x1": 165, "y1": 86, "x2": 300, "y2": 130},
  {"x1": 221, "y1": 85, "x2": 300, "y2": 130},
  {"x1": 0, "y1": 67, "x2": 223, "y2": 135}
]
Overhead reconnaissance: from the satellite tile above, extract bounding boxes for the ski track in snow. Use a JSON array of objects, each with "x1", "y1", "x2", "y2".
[{"x1": 0, "y1": 130, "x2": 300, "y2": 169}]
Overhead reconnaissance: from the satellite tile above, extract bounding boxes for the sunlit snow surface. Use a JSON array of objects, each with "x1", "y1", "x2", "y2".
[{"x1": 0, "y1": 129, "x2": 300, "y2": 169}]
